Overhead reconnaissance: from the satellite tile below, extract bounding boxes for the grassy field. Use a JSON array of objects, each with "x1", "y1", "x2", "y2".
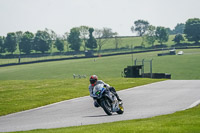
[
  {"x1": 11, "y1": 105, "x2": 200, "y2": 133},
  {"x1": 0, "y1": 78, "x2": 164, "y2": 116},
  {"x1": 0, "y1": 49, "x2": 200, "y2": 80},
  {"x1": 0, "y1": 54, "x2": 85, "y2": 65},
  {"x1": 98, "y1": 35, "x2": 177, "y2": 50},
  {"x1": 0, "y1": 48, "x2": 200, "y2": 116},
  {"x1": 0, "y1": 48, "x2": 200, "y2": 133}
]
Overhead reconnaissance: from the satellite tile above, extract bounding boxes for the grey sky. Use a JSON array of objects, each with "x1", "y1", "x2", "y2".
[{"x1": 0, "y1": 0, "x2": 200, "y2": 36}]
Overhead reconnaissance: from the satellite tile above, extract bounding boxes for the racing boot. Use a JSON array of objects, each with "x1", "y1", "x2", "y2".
[
  {"x1": 115, "y1": 94, "x2": 122, "y2": 102},
  {"x1": 109, "y1": 87, "x2": 122, "y2": 102}
]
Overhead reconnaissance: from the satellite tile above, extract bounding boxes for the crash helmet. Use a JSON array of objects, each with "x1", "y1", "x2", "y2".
[{"x1": 90, "y1": 75, "x2": 98, "y2": 86}]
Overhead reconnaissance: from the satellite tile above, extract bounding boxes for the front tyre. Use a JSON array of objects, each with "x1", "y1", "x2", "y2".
[{"x1": 100, "y1": 98, "x2": 112, "y2": 115}]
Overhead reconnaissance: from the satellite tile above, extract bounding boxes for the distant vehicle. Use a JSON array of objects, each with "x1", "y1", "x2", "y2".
[
  {"x1": 169, "y1": 49, "x2": 176, "y2": 55},
  {"x1": 158, "y1": 48, "x2": 176, "y2": 56},
  {"x1": 177, "y1": 51, "x2": 184, "y2": 55}
]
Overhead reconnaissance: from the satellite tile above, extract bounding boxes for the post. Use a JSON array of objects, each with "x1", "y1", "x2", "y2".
[
  {"x1": 131, "y1": 45, "x2": 134, "y2": 66},
  {"x1": 18, "y1": 55, "x2": 21, "y2": 64},
  {"x1": 142, "y1": 59, "x2": 145, "y2": 77},
  {"x1": 134, "y1": 58, "x2": 137, "y2": 66},
  {"x1": 150, "y1": 59, "x2": 153, "y2": 78}
]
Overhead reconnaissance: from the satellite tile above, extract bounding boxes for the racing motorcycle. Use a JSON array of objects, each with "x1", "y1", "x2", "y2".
[{"x1": 91, "y1": 84, "x2": 124, "y2": 115}]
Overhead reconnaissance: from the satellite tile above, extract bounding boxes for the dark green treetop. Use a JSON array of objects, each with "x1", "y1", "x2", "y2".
[
  {"x1": 184, "y1": 18, "x2": 200, "y2": 44},
  {"x1": 86, "y1": 28, "x2": 97, "y2": 50},
  {"x1": 67, "y1": 28, "x2": 82, "y2": 51}
]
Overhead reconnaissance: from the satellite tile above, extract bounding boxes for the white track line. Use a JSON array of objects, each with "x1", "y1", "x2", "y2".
[{"x1": 184, "y1": 99, "x2": 200, "y2": 110}]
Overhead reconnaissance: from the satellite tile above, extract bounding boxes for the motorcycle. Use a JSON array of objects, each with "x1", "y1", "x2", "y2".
[{"x1": 91, "y1": 84, "x2": 124, "y2": 115}]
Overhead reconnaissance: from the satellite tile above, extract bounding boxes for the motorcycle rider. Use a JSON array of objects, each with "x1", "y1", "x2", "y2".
[{"x1": 89, "y1": 75, "x2": 122, "y2": 107}]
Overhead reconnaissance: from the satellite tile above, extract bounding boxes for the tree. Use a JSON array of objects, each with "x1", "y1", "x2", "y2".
[
  {"x1": 184, "y1": 18, "x2": 200, "y2": 44},
  {"x1": 94, "y1": 27, "x2": 117, "y2": 54},
  {"x1": 5, "y1": 32, "x2": 17, "y2": 54},
  {"x1": 15, "y1": 31, "x2": 23, "y2": 54},
  {"x1": 172, "y1": 34, "x2": 185, "y2": 44},
  {"x1": 19, "y1": 31, "x2": 34, "y2": 54},
  {"x1": 45, "y1": 28, "x2": 57, "y2": 53},
  {"x1": 144, "y1": 25, "x2": 156, "y2": 47},
  {"x1": 78, "y1": 26, "x2": 89, "y2": 51},
  {"x1": 166, "y1": 28, "x2": 174, "y2": 35},
  {"x1": 131, "y1": 20, "x2": 149, "y2": 36},
  {"x1": 15, "y1": 31, "x2": 23, "y2": 42},
  {"x1": 33, "y1": 30, "x2": 51, "y2": 53},
  {"x1": 63, "y1": 32, "x2": 69, "y2": 52},
  {"x1": 67, "y1": 28, "x2": 81, "y2": 51},
  {"x1": 114, "y1": 36, "x2": 122, "y2": 50},
  {"x1": 155, "y1": 26, "x2": 169, "y2": 45},
  {"x1": 102, "y1": 27, "x2": 118, "y2": 38},
  {"x1": 85, "y1": 28, "x2": 97, "y2": 50},
  {"x1": 173, "y1": 23, "x2": 185, "y2": 34},
  {"x1": 54, "y1": 38, "x2": 64, "y2": 52},
  {"x1": 0, "y1": 36, "x2": 5, "y2": 53},
  {"x1": 94, "y1": 28, "x2": 108, "y2": 54},
  {"x1": 45, "y1": 28, "x2": 57, "y2": 41}
]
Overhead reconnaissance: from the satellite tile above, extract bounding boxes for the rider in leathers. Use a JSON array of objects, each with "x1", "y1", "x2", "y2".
[{"x1": 89, "y1": 75, "x2": 122, "y2": 107}]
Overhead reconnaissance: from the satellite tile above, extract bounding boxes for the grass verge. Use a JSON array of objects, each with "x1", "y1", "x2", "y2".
[{"x1": 0, "y1": 78, "x2": 165, "y2": 116}]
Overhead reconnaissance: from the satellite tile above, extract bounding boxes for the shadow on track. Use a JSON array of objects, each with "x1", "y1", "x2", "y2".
[{"x1": 84, "y1": 114, "x2": 118, "y2": 118}]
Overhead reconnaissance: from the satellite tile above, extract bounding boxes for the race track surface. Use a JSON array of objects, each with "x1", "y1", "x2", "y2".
[{"x1": 0, "y1": 80, "x2": 200, "y2": 132}]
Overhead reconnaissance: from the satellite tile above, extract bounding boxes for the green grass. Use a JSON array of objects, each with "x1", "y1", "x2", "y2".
[
  {"x1": 0, "y1": 78, "x2": 164, "y2": 116},
  {"x1": 153, "y1": 49, "x2": 200, "y2": 79},
  {"x1": 1, "y1": 48, "x2": 200, "y2": 132},
  {"x1": 0, "y1": 48, "x2": 199, "y2": 116},
  {"x1": 11, "y1": 105, "x2": 200, "y2": 133},
  {"x1": 0, "y1": 54, "x2": 85, "y2": 65},
  {"x1": 0, "y1": 49, "x2": 200, "y2": 80},
  {"x1": 99, "y1": 36, "x2": 143, "y2": 50}
]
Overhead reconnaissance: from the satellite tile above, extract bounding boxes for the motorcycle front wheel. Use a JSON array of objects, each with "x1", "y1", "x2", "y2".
[{"x1": 100, "y1": 98, "x2": 112, "y2": 115}]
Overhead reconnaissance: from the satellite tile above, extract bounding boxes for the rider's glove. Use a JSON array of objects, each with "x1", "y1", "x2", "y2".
[{"x1": 90, "y1": 94, "x2": 96, "y2": 97}]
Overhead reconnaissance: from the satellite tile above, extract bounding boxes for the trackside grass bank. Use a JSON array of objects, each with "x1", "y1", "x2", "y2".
[
  {"x1": 0, "y1": 49, "x2": 200, "y2": 80},
  {"x1": 1, "y1": 48, "x2": 200, "y2": 133},
  {"x1": 0, "y1": 78, "x2": 164, "y2": 116},
  {"x1": 11, "y1": 105, "x2": 200, "y2": 133}
]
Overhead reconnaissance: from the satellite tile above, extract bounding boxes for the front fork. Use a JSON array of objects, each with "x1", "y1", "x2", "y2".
[{"x1": 111, "y1": 95, "x2": 120, "y2": 112}]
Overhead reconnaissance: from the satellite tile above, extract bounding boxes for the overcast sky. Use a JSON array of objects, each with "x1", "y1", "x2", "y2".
[{"x1": 0, "y1": 0, "x2": 200, "y2": 36}]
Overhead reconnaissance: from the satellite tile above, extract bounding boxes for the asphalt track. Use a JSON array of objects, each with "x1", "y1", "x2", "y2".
[{"x1": 0, "y1": 80, "x2": 200, "y2": 132}]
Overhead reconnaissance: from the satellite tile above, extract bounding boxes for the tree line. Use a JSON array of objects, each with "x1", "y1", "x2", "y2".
[
  {"x1": 131, "y1": 18, "x2": 200, "y2": 48},
  {"x1": 0, "y1": 18, "x2": 200, "y2": 55},
  {"x1": 0, "y1": 27, "x2": 117, "y2": 55}
]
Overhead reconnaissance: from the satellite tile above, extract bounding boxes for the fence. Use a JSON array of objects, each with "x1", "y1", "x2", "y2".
[{"x1": 1, "y1": 46, "x2": 199, "y2": 66}]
